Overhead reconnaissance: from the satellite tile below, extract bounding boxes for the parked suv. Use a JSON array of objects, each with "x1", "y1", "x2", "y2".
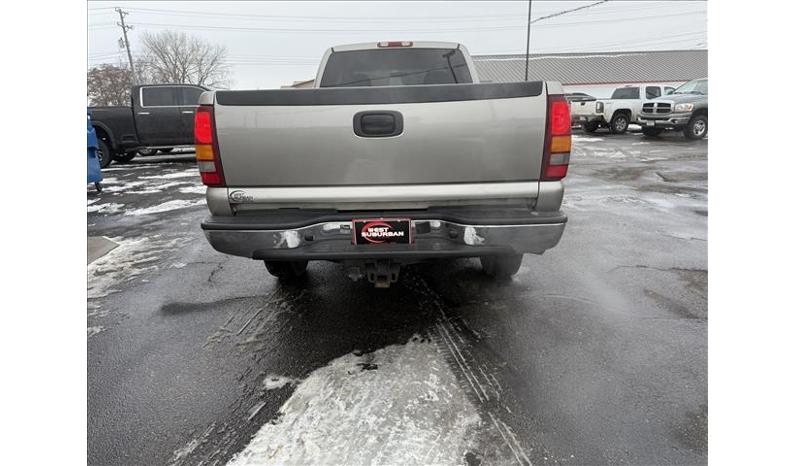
[{"x1": 638, "y1": 78, "x2": 708, "y2": 139}]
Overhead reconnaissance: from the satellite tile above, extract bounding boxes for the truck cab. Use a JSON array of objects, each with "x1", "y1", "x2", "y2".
[
  {"x1": 90, "y1": 84, "x2": 207, "y2": 167},
  {"x1": 132, "y1": 85, "x2": 206, "y2": 148}
]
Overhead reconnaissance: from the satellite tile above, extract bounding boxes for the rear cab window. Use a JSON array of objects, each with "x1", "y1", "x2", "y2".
[
  {"x1": 611, "y1": 87, "x2": 640, "y2": 99},
  {"x1": 141, "y1": 87, "x2": 179, "y2": 107},
  {"x1": 320, "y1": 48, "x2": 473, "y2": 87},
  {"x1": 180, "y1": 87, "x2": 205, "y2": 106},
  {"x1": 645, "y1": 86, "x2": 661, "y2": 99}
]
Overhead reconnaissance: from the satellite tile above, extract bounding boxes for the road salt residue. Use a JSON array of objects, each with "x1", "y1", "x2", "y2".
[{"x1": 228, "y1": 336, "x2": 480, "y2": 466}]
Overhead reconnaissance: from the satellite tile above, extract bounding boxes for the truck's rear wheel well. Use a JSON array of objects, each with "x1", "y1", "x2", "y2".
[{"x1": 93, "y1": 126, "x2": 112, "y2": 148}]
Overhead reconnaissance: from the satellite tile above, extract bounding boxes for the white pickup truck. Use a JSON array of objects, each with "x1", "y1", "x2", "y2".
[
  {"x1": 195, "y1": 41, "x2": 570, "y2": 287},
  {"x1": 580, "y1": 84, "x2": 676, "y2": 134}
]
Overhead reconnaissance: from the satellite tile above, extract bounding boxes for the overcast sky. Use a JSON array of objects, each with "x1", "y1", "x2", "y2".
[{"x1": 88, "y1": 0, "x2": 707, "y2": 89}]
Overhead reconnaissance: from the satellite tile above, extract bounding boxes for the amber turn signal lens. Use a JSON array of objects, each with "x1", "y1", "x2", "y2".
[
  {"x1": 550, "y1": 135, "x2": 571, "y2": 153},
  {"x1": 195, "y1": 144, "x2": 215, "y2": 161}
]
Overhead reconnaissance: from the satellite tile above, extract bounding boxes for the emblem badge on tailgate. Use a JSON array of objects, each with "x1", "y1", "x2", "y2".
[{"x1": 229, "y1": 190, "x2": 254, "y2": 203}]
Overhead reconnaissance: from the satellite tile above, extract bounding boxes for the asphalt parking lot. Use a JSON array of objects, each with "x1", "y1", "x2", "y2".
[{"x1": 87, "y1": 130, "x2": 707, "y2": 466}]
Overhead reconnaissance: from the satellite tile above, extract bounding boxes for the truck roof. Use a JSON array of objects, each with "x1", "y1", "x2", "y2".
[{"x1": 329, "y1": 41, "x2": 462, "y2": 52}]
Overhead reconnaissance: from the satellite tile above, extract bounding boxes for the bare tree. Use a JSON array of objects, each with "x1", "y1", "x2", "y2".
[
  {"x1": 139, "y1": 31, "x2": 231, "y2": 88},
  {"x1": 87, "y1": 64, "x2": 135, "y2": 106}
]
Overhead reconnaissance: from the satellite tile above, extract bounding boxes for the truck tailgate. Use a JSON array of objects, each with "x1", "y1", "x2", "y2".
[
  {"x1": 213, "y1": 82, "x2": 548, "y2": 187},
  {"x1": 571, "y1": 100, "x2": 597, "y2": 116}
]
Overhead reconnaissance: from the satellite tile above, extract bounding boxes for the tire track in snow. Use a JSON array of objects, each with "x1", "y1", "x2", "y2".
[{"x1": 405, "y1": 273, "x2": 535, "y2": 466}]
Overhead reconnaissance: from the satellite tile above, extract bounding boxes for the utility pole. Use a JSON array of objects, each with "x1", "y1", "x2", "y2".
[
  {"x1": 524, "y1": 0, "x2": 532, "y2": 81},
  {"x1": 115, "y1": 8, "x2": 136, "y2": 83}
]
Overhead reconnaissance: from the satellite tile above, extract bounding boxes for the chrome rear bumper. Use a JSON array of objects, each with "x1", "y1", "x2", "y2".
[{"x1": 203, "y1": 218, "x2": 566, "y2": 261}]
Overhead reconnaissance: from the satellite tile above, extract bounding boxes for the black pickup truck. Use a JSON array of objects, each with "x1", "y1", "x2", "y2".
[{"x1": 90, "y1": 84, "x2": 207, "y2": 167}]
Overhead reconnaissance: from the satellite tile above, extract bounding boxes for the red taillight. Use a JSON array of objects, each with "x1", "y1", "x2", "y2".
[
  {"x1": 542, "y1": 95, "x2": 572, "y2": 181},
  {"x1": 549, "y1": 99, "x2": 571, "y2": 136},
  {"x1": 194, "y1": 105, "x2": 225, "y2": 187},
  {"x1": 194, "y1": 107, "x2": 213, "y2": 145}
]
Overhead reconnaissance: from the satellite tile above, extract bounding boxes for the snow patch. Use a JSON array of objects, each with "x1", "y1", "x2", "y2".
[
  {"x1": 152, "y1": 181, "x2": 196, "y2": 190},
  {"x1": 573, "y1": 136, "x2": 604, "y2": 142},
  {"x1": 87, "y1": 235, "x2": 192, "y2": 299},
  {"x1": 228, "y1": 336, "x2": 480, "y2": 466},
  {"x1": 100, "y1": 180, "x2": 149, "y2": 193},
  {"x1": 87, "y1": 203, "x2": 125, "y2": 215},
  {"x1": 139, "y1": 171, "x2": 199, "y2": 180},
  {"x1": 178, "y1": 185, "x2": 207, "y2": 195},
  {"x1": 124, "y1": 199, "x2": 204, "y2": 216},
  {"x1": 262, "y1": 375, "x2": 298, "y2": 390},
  {"x1": 127, "y1": 189, "x2": 164, "y2": 195}
]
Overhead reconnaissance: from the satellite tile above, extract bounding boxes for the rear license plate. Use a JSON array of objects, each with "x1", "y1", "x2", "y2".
[
  {"x1": 353, "y1": 218, "x2": 412, "y2": 245},
  {"x1": 578, "y1": 116, "x2": 587, "y2": 121}
]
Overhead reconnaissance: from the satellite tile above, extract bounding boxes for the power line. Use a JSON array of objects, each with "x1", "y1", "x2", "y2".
[
  {"x1": 118, "y1": 2, "x2": 684, "y2": 23},
  {"x1": 526, "y1": 1, "x2": 608, "y2": 80},
  {"x1": 530, "y1": 0, "x2": 608, "y2": 24},
  {"x1": 124, "y1": 11, "x2": 705, "y2": 35}
]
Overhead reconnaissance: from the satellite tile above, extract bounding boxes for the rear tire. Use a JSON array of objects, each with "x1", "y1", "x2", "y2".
[
  {"x1": 113, "y1": 152, "x2": 137, "y2": 164},
  {"x1": 159, "y1": 148, "x2": 174, "y2": 154},
  {"x1": 480, "y1": 254, "x2": 523, "y2": 279},
  {"x1": 684, "y1": 115, "x2": 708, "y2": 139},
  {"x1": 642, "y1": 127, "x2": 664, "y2": 137},
  {"x1": 609, "y1": 113, "x2": 629, "y2": 134},
  {"x1": 582, "y1": 121, "x2": 599, "y2": 133},
  {"x1": 264, "y1": 260, "x2": 308, "y2": 280},
  {"x1": 97, "y1": 139, "x2": 113, "y2": 168}
]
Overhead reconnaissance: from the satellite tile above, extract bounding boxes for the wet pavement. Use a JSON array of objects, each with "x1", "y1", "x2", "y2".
[{"x1": 88, "y1": 132, "x2": 707, "y2": 466}]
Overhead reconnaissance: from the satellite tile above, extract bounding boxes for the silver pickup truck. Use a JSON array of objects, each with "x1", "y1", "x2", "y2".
[{"x1": 195, "y1": 41, "x2": 570, "y2": 287}]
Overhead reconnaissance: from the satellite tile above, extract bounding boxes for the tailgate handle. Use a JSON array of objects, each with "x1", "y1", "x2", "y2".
[{"x1": 354, "y1": 111, "x2": 403, "y2": 138}]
